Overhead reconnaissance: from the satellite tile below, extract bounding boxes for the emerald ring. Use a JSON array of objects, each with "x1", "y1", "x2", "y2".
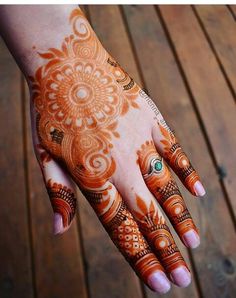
[{"x1": 143, "y1": 157, "x2": 163, "y2": 179}]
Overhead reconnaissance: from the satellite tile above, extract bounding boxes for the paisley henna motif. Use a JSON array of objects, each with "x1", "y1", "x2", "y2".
[
  {"x1": 46, "y1": 179, "x2": 77, "y2": 227},
  {"x1": 158, "y1": 123, "x2": 200, "y2": 194},
  {"x1": 133, "y1": 195, "x2": 186, "y2": 272},
  {"x1": 82, "y1": 184, "x2": 163, "y2": 282},
  {"x1": 137, "y1": 140, "x2": 198, "y2": 239},
  {"x1": 29, "y1": 8, "x2": 140, "y2": 189}
]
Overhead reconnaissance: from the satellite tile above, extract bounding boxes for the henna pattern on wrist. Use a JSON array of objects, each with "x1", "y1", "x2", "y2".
[{"x1": 46, "y1": 179, "x2": 76, "y2": 227}]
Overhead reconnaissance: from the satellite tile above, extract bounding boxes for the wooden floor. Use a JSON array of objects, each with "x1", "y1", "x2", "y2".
[{"x1": 0, "y1": 5, "x2": 236, "y2": 298}]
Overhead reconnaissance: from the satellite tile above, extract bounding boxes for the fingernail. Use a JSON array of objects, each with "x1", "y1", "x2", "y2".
[
  {"x1": 53, "y1": 213, "x2": 63, "y2": 235},
  {"x1": 193, "y1": 181, "x2": 206, "y2": 197},
  {"x1": 170, "y1": 266, "x2": 191, "y2": 287},
  {"x1": 182, "y1": 229, "x2": 200, "y2": 248},
  {"x1": 147, "y1": 271, "x2": 171, "y2": 294}
]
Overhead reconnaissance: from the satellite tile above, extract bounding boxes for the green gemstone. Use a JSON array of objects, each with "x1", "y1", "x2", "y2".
[{"x1": 154, "y1": 160, "x2": 162, "y2": 171}]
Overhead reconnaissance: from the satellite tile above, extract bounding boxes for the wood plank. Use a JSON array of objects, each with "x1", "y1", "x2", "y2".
[
  {"x1": 228, "y1": 5, "x2": 236, "y2": 19},
  {"x1": 160, "y1": 5, "x2": 236, "y2": 219},
  {"x1": 24, "y1": 83, "x2": 88, "y2": 297},
  {"x1": 123, "y1": 5, "x2": 236, "y2": 297},
  {"x1": 0, "y1": 38, "x2": 34, "y2": 297},
  {"x1": 77, "y1": 5, "x2": 144, "y2": 298},
  {"x1": 89, "y1": 5, "x2": 142, "y2": 87},
  {"x1": 195, "y1": 5, "x2": 236, "y2": 98}
]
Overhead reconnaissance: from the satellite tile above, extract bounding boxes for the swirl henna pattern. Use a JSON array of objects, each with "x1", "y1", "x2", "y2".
[
  {"x1": 29, "y1": 8, "x2": 166, "y2": 285},
  {"x1": 27, "y1": 6, "x2": 204, "y2": 290},
  {"x1": 30, "y1": 8, "x2": 140, "y2": 219},
  {"x1": 137, "y1": 140, "x2": 198, "y2": 240},
  {"x1": 30, "y1": 9, "x2": 139, "y2": 187}
]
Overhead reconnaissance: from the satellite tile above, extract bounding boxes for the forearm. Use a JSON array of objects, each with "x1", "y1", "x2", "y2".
[{"x1": 0, "y1": 5, "x2": 79, "y2": 77}]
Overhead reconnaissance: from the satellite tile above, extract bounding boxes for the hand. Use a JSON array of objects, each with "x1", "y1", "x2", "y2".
[{"x1": 29, "y1": 8, "x2": 206, "y2": 294}]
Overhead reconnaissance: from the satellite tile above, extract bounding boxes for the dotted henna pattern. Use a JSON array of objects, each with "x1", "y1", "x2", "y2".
[
  {"x1": 132, "y1": 195, "x2": 186, "y2": 273},
  {"x1": 137, "y1": 140, "x2": 198, "y2": 263},
  {"x1": 30, "y1": 8, "x2": 140, "y2": 189},
  {"x1": 82, "y1": 184, "x2": 164, "y2": 281},
  {"x1": 158, "y1": 123, "x2": 200, "y2": 193},
  {"x1": 30, "y1": 9, "x2": 166, "y2": 282}
]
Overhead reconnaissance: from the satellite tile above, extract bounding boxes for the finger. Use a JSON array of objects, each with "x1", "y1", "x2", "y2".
[
  {"x1": 114, "y1": 171, "x2": 191, "y2": 288},
  {"x1": 137, "y1": 140, "x2": 200, "y2": 249},
  {"x1": 31, "y1": 106, "x2": 77, "y2": 235},
  {"x1": 81, "y1": 181, "x2": 171, "y2": 294},
  {"x1": 35, "y1": 144, "x2": 77, "y2": 235},
  {"x1": 152, "y1": 121, "x2": 206, "y2": 197}
]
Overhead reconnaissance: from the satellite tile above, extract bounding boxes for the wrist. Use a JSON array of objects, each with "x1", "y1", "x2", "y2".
[{"x1": 0, "y1": 5, "x2": 82, "y2": 77}]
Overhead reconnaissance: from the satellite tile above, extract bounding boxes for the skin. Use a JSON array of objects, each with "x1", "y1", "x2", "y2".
[{"x1": 0, "y1": 5, "x2": 206, "y2": 294}]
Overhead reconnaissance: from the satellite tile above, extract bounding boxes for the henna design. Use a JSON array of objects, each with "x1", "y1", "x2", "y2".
[
  {"x1": 133, "y1": 195, "x2": 186, "y2": 272},
  {"x1": 137, "y1": 140, "x2": 198, "y2": 238},
  {"x1": 139, "y1": 89, "x2": 161, "y2": 117},
  {"x1": 30, "y1": 8, "x2": 140, "y2": 189},
  {"x1": 36, "y1": 144, "x2": 52, "y2": 164},
  {"x1": 82, "y1": 185, "x2": 163, "y2": 281},
  {"x1": 46, "y1": 179, "x2": 76, "y2": 227},
  {"x1": 158, "y1": 122, "x2": 200, "y2": 193},
  {"x1": 29, "y1": 7, "x2": 193, "y2": 279},
  {"x1": 50, "y1": 128, "x2": 64, "y2": 145}
]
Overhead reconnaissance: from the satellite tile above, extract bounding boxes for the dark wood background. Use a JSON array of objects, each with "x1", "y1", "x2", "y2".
[{"x1": 0, "y1": 5, "x2": 236, "y2": 298}]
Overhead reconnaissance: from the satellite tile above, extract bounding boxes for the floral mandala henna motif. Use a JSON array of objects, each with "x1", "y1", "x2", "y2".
[
  {"x1": 30, "y1": 8, "x2": 140, "y2": 189},
  {"x1": 137, "y1": 141, "x2": 198, "y2": 239},
  {"x1": 133, "y1": 195, "x2": 186, "y2": 272}
]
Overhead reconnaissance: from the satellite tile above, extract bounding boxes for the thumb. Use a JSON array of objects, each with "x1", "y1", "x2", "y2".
[
  {"x1": 30, "y1": 104, "x2": 77, "y2": 235},
  {"x1": 35, "y1": 143, "x2": 77, "y2": 235}
]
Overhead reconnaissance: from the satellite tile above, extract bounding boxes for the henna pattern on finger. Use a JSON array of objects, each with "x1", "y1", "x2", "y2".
[
  {"x1": 158, "y1": 123, "x2": 200, "y2": 194},
  {"x1": 132, "y1": 195, "x2": 186, "y2": 273},
  {"x1": 46, "y1": 179, "x2": 77, "y2": 227},
  {"x1": 137, "y1": 141, "x2": 198, "y2": 239},
  {"x1": 82, "y1": 185, "x2": 164, "y2": 282}
]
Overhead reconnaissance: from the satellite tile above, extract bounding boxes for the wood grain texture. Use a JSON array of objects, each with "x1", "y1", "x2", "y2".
[
  {"x1": 228, "y1": 5, "x2": 236, "y2": 19},
  {"x1": 0, "y1": 5, "x2": 236, "y2": 298},
  {"x1": 160, "y1": 5, "x2": 236, "y2": 220},
  {"x1": 159, "y1": 5, "x2": 236, "y2": 297},
  {"x1": 124, "y1": 5, "x2": 236, "y2": 298},
  {"x1": 23, "y1": 81, "x2": 88, "y2": 298},
  {"x1": 195, "y1": 5, "x2": 236, "y2": 97},
  {"x1": 0, "y1": 38, "x2": 34, "y2": 298}
]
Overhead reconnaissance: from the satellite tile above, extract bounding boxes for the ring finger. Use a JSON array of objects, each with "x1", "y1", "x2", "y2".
[{"x1": 137, "y1": 140, "x2": 200, "y2": 249}]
